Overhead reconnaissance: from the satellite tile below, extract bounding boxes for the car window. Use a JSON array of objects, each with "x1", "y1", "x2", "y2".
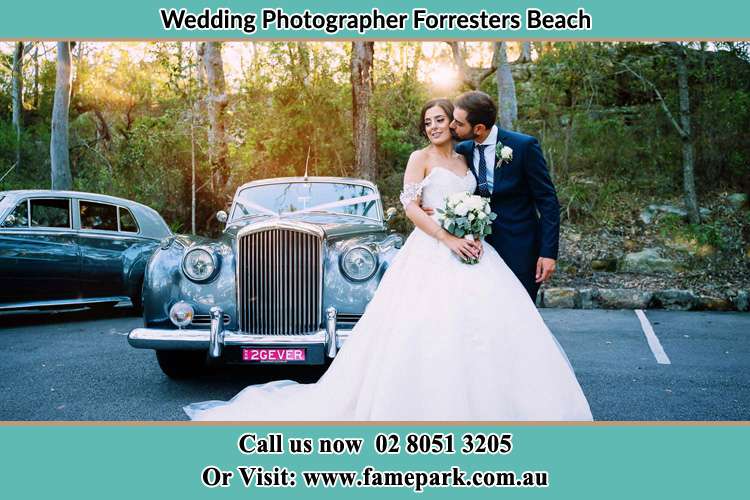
[
  {"x1": 118, "y1": 207, "x2": 139, "y2": 233},
  {"x1": 30, "y1": 198, "x2": 70, "y2": 228},
  {"x1": 3, "y1": 200, "x2": 29, "y2": 228},
  {"x1": 80, "y1": 201, "x2": 117, "y2": 231},
  {"x1": 232, "y1": 183, "x2": 379, "y2": 220}
]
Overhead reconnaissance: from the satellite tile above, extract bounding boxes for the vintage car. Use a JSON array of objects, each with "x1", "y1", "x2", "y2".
[
  {"x1": 128, "y1": 176, "x2": 403, "y2": 378},
  {"x1": 0, "y1": 190, "x2": 171, "y2": 312}
]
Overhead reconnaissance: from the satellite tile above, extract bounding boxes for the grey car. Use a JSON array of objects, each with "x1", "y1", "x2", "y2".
[
  {"x1": 128, "y1": 176, "x2": 403, "y2": 378},
  {"x1": 0, "y1": 190, "x2": 171, "y2": 312}
]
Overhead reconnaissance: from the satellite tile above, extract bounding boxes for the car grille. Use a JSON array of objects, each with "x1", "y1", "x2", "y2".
[
  {"x1": 191, "y1": 314, "x2": 231, "y2": 327},
  {"x1": 237, "y1": 228, "x2": 322, "y2": 334}
]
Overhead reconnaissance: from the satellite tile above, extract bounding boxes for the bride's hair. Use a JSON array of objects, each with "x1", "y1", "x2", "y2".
[{"x1": 418, "y1": 98, "x2": 454, "y2": 139}]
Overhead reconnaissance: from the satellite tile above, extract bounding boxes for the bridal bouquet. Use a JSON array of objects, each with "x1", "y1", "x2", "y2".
[{"x1": 436, "y1": 192, "x2": 497, "y2": 264}]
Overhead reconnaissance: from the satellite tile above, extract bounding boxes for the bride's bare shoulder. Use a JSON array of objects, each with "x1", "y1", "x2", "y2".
[
  {"x1": 408, "y1": 147, "x2": 431, "y2": 163},
  {"x1": 405, "y1": 148, "x2": 431, "y2": 179}
]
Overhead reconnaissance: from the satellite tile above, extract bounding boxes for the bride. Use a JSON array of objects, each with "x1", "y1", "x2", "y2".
[{"x1": 184, "y1": 99, "x2": 593, "y2": 421}]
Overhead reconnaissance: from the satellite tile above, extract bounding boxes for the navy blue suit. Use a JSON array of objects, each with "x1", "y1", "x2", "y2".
[{"x1": 455, "y1": 128, "x2": 560, "y2": 301}]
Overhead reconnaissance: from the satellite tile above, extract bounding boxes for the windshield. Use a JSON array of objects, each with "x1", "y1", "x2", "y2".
[{"x1": 231, "y1": 182, "x2": 380, "y2": 221}]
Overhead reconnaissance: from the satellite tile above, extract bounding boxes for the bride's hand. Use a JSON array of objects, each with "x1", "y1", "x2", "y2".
[{"x1": 438, "y1": 232, "x2": 480, "y2": 260}]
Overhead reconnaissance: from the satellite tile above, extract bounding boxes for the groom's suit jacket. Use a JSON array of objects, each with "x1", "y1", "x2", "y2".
[{"x1": 455, "y1": 127, "x2": 560, "y2": 301}]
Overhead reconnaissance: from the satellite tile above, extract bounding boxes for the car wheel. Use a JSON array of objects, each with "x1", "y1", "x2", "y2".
[
  {"x1": 156, "y1": 350, "x2": 207, "y2": 379},
  {"x1": 130, "y1": 281, "x2": 144, "y2": 314}
]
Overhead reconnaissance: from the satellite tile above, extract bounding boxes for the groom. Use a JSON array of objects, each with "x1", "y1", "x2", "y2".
[{"x1": 450, "y1": 91, "x2": 560, "y2": 302}]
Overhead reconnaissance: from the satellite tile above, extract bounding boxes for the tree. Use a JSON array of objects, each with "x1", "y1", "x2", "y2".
[
  {"x1": 12, "y1": 42, "x2": 31, "y2": 169},
  {"x1": 50, "y1": 41, "x2": 73, "y2": 190},
  {"x1": 519, "y1": 41, "x2": 532, "y2": 63},
  {"x1": 621, "y1": 43, "x2": 700, "y2": 224},
  {"x1": 201, "y1": 42, "x2": 229, "y2": 196},
  {"x1": 447, "y1": 41, "x2": 497, "y2": 90},
  {"x1": 351, "y1": 41, "x2": 377, "y2": 181},
  {"x1": 495, "y1": 42, "x2": 518, "y2": 130},
  {"x1": 674, "y1": 44, "x2": 700, "y2": 224}
]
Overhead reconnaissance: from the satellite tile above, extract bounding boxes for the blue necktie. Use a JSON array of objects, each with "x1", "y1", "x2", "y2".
[{"x1": 475, "y1": 144, "x2": 491, "y2": 197}]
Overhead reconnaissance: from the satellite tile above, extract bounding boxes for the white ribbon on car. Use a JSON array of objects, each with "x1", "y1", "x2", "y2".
[
  {"x1": 236, "y1": 194, "x2": 379, "y2": 217},
  {"x1": 292, "y1": 194, "x2": 380, "y2": 215},
  {"x1": 235, "y1": 201, "x2": 279, "y2": 217}
]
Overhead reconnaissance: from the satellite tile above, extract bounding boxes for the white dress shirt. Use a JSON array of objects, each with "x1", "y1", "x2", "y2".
[{"x1": 473, "y1": 125, "x2": 498, "y2": 192}]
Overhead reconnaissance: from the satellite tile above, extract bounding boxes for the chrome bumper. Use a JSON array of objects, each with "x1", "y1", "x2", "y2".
[{"x1": 128, "y1": 306, "x2": 352, "y2": 358}]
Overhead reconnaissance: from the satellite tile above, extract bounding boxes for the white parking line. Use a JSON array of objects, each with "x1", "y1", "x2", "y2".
[{"x1": 635, "y1": 309, "x2": 671, "y2": 365}]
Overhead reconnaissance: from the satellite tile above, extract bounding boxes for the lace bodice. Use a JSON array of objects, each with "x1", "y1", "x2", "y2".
[{"x1": 400, "y1": 167, "x2": 477, "y2": 212}]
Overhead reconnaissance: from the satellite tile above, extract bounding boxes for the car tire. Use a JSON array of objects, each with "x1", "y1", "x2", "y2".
[
  {"x1": 156, "y1": 350, "x2": 207, "y2": 379},
  {"x1": 130, "y1": 281, "x2": 144, "y2": 315}
]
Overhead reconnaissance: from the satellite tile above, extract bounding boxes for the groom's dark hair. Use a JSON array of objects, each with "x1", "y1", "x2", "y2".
[{"x1": 454, "y1": 91, "x2": 497, "y2": 129}]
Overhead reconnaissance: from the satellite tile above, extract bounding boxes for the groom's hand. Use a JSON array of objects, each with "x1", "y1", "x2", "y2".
[{"x1": 535, "y1": 257, "x2": 556, "y2": 283}]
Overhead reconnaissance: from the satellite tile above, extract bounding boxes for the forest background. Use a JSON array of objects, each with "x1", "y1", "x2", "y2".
[{"x1": 1, "y1": 41, "x2": 748, "y2": 307}]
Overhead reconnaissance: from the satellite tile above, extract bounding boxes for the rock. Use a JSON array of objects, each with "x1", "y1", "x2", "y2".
[
  {"x1": 535, "y1": 290, "x2": 544, "y2": 308},
  {"x1": 595, "y1": 289, "x2": 653, "y2": 309},
  {"x1": 623, "y1": 239, "x2": 639, "y2": 252},
  {"x1": 621, "y1": 248, "x2": 678, "y2": 274},
  {"x1": 640, "y1": 204, "x2": 687, "y2": 224},
  {"x1": 698, "y1": 296, "x2": 733, "y2": 311},
  {"x1": 591, "y1": 258, "x2": 618, "y2": 272},
  {"x1": 733, "y1": 291, "x2": 749, "y2": 312},
  {"x1": 653, "y1": 289, "x2": 699, "y2": 310},
  {"x1": 727, "y1": 193, "x2": 748, "y2": 210},
  {"x1": 665, "y1": 236, "x2": 715, "y2": 256},
  {"x1": 543, "y1": 288, "x2": 579, "y2": 309},
  {"x1": 640, "y1": 204, "x2": 712, "y2": 224},
  {"x1": 579, "y1": 288, "x2": 597, "y2": 309}
]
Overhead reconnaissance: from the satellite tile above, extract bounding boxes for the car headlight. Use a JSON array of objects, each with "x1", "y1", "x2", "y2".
[
  {"x1": 182, "y1": 247, "x2": 218, "y2": 282},
  {"x1": 340, "y1": 246, "x2": 378, "y2": 281}
]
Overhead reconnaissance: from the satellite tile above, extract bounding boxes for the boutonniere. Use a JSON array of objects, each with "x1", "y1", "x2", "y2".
[{"x1": 495, "y1": 142, "x2": 513, "y2": 168}]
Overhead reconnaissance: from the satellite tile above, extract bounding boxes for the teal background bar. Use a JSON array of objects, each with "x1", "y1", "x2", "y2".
[
  {"x1": 1, "y1": 425, "x2": 747, "y2": 498},
  {"x1": 0, "y1": 1, "x2": 748, "y2": 39}
]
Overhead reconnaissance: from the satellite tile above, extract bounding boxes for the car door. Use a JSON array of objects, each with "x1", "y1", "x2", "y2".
[
  {"x1": 0, "y1": 197, "x2": 80, "y2": 304},
  {"x1": 76, "y1": 199, "x2": 134, "y2": 299}
]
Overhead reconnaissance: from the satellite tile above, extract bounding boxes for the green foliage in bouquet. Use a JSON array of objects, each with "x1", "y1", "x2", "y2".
[{"x1": 436, "y1": 193, "x2": 498, "y2": 264}]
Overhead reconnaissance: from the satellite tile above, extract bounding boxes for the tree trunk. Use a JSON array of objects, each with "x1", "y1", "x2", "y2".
[
  {"x1": 50, "y1": 42, "x2": 73, "y2": 190},
  {"x1": 33, "y1": 45, "x2": 39, "y2": 109},
  {"x1": 519, "y1": 41, "x2": 532, "y2": 62},
  {"x1": 675, "y1": 46, "x2": 700, "y2": 224},
  {"x1": 448, "y1": 41, "x2": 497, "y2": 90},
  {"x1": 495, "y1": 42, "x2": 518, "y2": 130},
  {"x1": 202, "y1": 42, "x2": 229, "y2": 194},
  {"x1": 351, "y1": 41, "x2": 377, "y2": 181},
  {"x1": 12, "y1": 41, "x2": 24, "y2": 169}
]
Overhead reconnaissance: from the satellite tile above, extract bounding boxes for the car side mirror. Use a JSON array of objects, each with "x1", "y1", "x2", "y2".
[
  {"x1": 385, "y1": 207, "x2": 397, "y2": 222},
  {"x1": 2, "y1": 214, "x2": 15, "y2": 227},
  {"x1": 216, "y1": 210, "x2": 228, "y2": 223}
]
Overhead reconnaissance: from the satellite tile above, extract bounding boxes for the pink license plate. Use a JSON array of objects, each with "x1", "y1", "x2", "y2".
[{"x1": 242, "y1": 348, "x2": 306, "y2": 363}]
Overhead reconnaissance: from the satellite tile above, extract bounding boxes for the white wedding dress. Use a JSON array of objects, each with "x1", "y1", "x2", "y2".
[{"x1": 184, "y1": 167, "x2": 593, "y2": 421}]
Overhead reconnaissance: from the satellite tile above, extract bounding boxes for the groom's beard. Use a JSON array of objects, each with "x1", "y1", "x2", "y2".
[
  {"x1": 451, "y1": 129, "x2": 474, "y2": 142},
  {"x1": 451, "y1": 128, "x2": 475, "y2": 141}
]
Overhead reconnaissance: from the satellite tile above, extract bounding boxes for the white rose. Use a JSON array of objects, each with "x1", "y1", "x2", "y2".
[
  {"x1": 468, "y1": 213, "x2": 475, "y2": 221},
  {"x1": 454, "y1": 202, "x2": 469, "y2": 217},
  {"x1": 478, "y1": 211, "x2": 487, "y2": 219},
  {"x1": 484, "y1": 203, "x2": 491, "y2": 214},
  {"x1": 443, "y1": 219, "x2": 452, "y2": 229},
  {"x1": 469, "y1": 196, "x2": 485, "y2": 210},
  {"x1": 501, "y1": 146, "x2": 513, "y2": 162}
]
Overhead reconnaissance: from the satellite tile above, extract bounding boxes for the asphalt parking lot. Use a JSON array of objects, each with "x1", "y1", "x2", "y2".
[{"x1": 0, "y1": 307, "x2": 748, "y2": 421}]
